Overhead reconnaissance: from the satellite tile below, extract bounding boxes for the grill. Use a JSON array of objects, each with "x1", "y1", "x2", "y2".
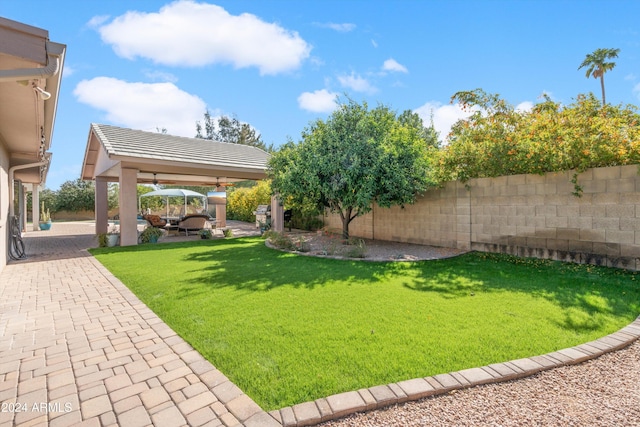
[{"x1": 253, "y1": 204, "x2": 271, "y2": 228}]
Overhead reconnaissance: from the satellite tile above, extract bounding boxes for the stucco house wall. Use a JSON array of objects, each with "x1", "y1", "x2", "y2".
[{"x1": 0, "y1": 142, "x2": 9, "y2": 273}]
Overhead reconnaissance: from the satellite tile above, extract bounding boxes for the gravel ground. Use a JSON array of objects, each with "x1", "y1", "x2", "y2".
[
  {"x1": 283, "y1": 232, "x2": 467, "y2": 261},
  {"x1": 320, "y1": 339, "x2": 640, "y2": 426}
]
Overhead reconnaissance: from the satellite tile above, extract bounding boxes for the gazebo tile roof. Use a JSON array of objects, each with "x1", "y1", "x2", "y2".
[{"x1": 90, "y1": 123, "x2": 269, "y2": 170}]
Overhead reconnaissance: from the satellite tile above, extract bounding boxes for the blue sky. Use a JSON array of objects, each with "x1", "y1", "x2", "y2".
[{"x1": 3, "y1": 0, "x2": 640, "y2": 190}]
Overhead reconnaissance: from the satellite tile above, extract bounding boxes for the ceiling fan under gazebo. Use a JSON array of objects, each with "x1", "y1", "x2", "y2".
[{"x1": 213, "y1": 177, "x2": 235, "y2": 189}]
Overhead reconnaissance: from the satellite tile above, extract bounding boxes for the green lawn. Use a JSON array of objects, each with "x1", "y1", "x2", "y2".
[{"x1": 90, "y1": 237, "x2": 640, "y2": 411}]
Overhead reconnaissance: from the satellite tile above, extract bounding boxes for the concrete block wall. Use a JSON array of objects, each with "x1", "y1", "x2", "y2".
[
  {"x1": 323, "y1": 164, "x2": 640, "y2": 270},
  {"x1": 323, "y1": 181, "x2": 470, "y2": 249},
  {"x1": 470, "y1": 165, "x2": 640, "y2": 270},
  {"x1": 373, "y1": 181, "x2": 463, "y2": 248}
]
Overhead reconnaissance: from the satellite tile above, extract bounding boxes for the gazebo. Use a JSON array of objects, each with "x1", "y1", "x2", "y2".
[
  {"x1": 139, "y1": 188, "x2": 208, "y2": 219},
  {"x1": 81, "y1": 123, "x2": 283, "y2": 246}
]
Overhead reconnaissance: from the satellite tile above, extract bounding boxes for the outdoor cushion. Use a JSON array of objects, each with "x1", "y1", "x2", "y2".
[
  {"x1": 143, "y1": 214, "x2": 167, "y2": 228},
  {"x1": 177, "y1": 215, "x2": 212, "y2": 236}
]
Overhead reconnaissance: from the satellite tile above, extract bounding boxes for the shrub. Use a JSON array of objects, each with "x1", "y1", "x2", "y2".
[
  {"x1": 263, "y1": 230, "x2": 295, "y2": 250},
  {"x1": 439, "y1": 90, "x2": 640, "y2": 195},
  {"x1": 227, "y1": 180, "x2": 271, "y2": 222},
  {"x1": 199, "y1": 229, "x2": 213, "y2": 239},
  {"x1": 343, "y1": 238, "x2": 367, "y2": 258},
  {"x1": 293, "y1": 236, "x2": 311, "y2": 252},
  {"x1": 97, "y1": 233, "x2": 109, "y2": 248},
  {"x1": 289, "y1": 207, "x2": 324, "y2": 231},
  {"x1": 139, "y1": 226, "x2": 164, "y2": 243}
]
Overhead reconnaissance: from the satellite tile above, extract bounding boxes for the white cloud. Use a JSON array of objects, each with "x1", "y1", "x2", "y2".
[
  {"x1": 94, "y1": 0, "x2": 311, "y2": 75},
  {"x1": 414, "y1": 101, "x2": 476, "y2": 142},
  {"x1": 415, "y1": 99, "x2": 537, "y2": 142},
  {"x1": 634, "y1": 83, "x2": 640, "y2": 99},
  {"x1": 86, "y1": 15, "x2": 110, "y2": 28},
  {"x1": 62, "y1": 65, "x2": 75, "y2": 78},
  {"x1": 382, "y1": 58, "x2": 408, "y2": 73},
  {"x1": 337, "y1": 72, "x2": 377, "y2": 94},
  {"x1": 371, "y1": 39, "x2": 378, "y2": 48},
  {"x1": 515, "y1": 101, "x2": 534, "y2": 112},
  {"x1": 143, "y1": 69, "x2": 179, "y2": 83},
  {"x1": 298, "y1": 89, "x2": 338, "y2": 113},
  {"x1": 315, "y1": 22, "x2": 356, "y2": 32},
  {"x1": 73, "y1": 77, "x2": 207, "y2": 137}
]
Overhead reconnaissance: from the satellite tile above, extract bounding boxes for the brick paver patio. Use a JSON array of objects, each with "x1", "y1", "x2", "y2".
[
  {"x1": 0, "y1": 221, "x2": 277, "y2": 427},
  {"x1": 1, "y1": 221, "x2": 638, "y2": 427}
]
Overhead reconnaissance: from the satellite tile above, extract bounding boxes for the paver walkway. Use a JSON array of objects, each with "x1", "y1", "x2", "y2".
[
  {"x1": 0, "y1": 221, "x2": 278, "y2": 427},
  {"x1": 1, "y1": 222, "x2": 639, "y2": 427}
]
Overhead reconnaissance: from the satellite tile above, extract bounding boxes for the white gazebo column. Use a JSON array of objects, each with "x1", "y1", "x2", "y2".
[
  {"x1": 119, "y1": 168, "x2": 139, "y2": 246},
  {"x1": 271, "y1": 195, "x2": 283, "y2": 232},
  {"x1": 215, "y1": 183, "x2": 226, "y2": 228},
  {"x1": 32, "y1": 184, "x2": 40, "y2": 231},
  {"x1": 95, "y1": 177, "x2": 109, "y2": 235}
]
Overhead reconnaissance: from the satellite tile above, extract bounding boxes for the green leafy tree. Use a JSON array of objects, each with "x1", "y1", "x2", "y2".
[
  {"x1": 398, "y1": 110, "x2": 440, "y2": 148},
  {"x1": 34, "y1": 181, "x2": 117, "y2": 215},
  {"x1": 26, "y1": 188, "x2": 57, "y2": 218},
  {"x1": 268, "y1": 99, "x2": 436, "y2": 239},
  {"x1": 195, "y1": 110, "x2": 273, "y2": 151},
  {"x1": 578, "y1": 48, "x2": 620, "y2": 106},
  {"x1": 107, "y1": 183, "x2": 119, "y2": 210},
  {"x1": 137, "y1": 185, "x2": 163, "y2": 212},
  {"x1": 55, "y1": 179, "x2": 97, "y2": 212}
]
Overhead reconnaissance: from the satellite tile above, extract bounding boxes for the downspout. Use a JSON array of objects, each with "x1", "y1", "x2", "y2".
[
  {"x1": 0, "y1": 41, "x2": 64, "y2": 82},
  {"x1": 9, "y1": 160, "x2": 49, "y2": 217},
  {"x1": 3, "y1": 41, "x2": 63, "y2": 219}
]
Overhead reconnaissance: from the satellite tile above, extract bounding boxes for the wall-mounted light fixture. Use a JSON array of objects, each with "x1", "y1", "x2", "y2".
[{"x1": 33, "y1": 84, "x2": 51, "y2": 100}]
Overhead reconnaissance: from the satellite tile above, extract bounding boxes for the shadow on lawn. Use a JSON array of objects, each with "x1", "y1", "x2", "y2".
[
  {"x1": 180, "y1": 237, "x2": 392, "y2": 292},
  {"x1": 94, "y1": 237, "x2": 639, "y2": 332},
  {"x1": 401, "y1": 252, "x2": 640, "y2": 332},
  {"x1": 180, "y1": 240, "x2": 640, "y2": 333}
]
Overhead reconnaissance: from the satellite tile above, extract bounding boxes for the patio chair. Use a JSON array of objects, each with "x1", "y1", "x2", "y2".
[
  {"x1": 177, "y1": 214, "x2": 212, "y2": 236},
  {"x1": 143, "y1": 214, "x2": 167, "y2": 228}
]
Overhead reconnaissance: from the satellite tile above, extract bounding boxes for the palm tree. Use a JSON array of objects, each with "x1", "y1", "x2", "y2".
[{"x1": 578, "y1": 48, "x2": 620, "y2": 106}]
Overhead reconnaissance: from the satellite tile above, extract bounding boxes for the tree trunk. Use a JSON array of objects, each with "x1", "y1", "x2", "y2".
[
  {"x1": 341, "y1": 217, "x2": 350, "y2": 241},
  {"x1": 600, "y1": 75, "x2": 606, "y2": 106},
  {"x1": 340, "y1": 207, "x2": 351, "y2": 241}
]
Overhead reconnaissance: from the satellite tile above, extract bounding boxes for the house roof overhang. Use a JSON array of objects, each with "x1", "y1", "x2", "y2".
[
  {"x1": 0, "y1": 17, "x2": 66, "y2": 185},
  {"x1": 81, "y1": 123, "x2": 270, "y2": 186}
]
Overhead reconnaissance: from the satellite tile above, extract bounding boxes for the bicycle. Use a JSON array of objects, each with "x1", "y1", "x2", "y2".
[{"x1": 9, "y1": 215, "x2": 26, "y2": 260}]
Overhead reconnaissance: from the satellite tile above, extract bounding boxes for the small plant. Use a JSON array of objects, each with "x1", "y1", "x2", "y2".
[
  {"x1": 40, "y1": 201, "x2": 51, "y2": 223},
  {"x1": 97, "y1": 225, "x2": 119, "y2": 247},
  {"x1": 139, "y1": 226, "x2": 164, "y2": 243},
  {"x1": 321, "y1": 233, "x2": 342, "y2": 255},
  {"x1": 97, "y1": 233, "x2": 109, "y2": 247},
  {"x1": 263, "y1": 230, "x2": 295, "y2": 250},
  {"x1": 258, "y1": 220, "x2": 271, "y2": 234},
  {"x1": 342, "y1": 238, "x2": 367, "y2": 258},
  {"x1": 294, "y1": 236, "x2": 310, "y2": 252},
  {"x1": 199, "y1": 229, "x2": 213, "y2": 239},
  {"x1": 223, "y1": 228, "x2": 234, "y2": 238}
]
